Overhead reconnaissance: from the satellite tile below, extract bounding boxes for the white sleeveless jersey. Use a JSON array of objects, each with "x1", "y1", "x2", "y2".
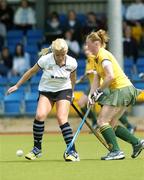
[{"x1": 37, "y1": 53, "x2": 77, "y2": 92}]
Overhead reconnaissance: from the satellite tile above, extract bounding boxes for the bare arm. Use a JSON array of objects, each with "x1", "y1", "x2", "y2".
[
  {"x1": 70, "y1": 70, "x2": 77, "y2": 91},
  {"x1": 7, "y1": 64, "x2": 40, "y2": 94}
]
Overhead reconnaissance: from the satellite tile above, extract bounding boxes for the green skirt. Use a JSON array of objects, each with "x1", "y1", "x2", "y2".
[{"x1": 98, "y1": 86, "x2": 141, "y2": 107}]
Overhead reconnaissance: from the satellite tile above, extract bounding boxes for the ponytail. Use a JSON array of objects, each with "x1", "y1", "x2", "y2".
[
  {"x1": 87, "y1": 29, "x2": 109, "y2": 48},
  {"x1": 38, "y1": 47, "x2": 52, "y2": 57}
]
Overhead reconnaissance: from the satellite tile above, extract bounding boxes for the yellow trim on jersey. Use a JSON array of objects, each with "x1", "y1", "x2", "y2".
[{"x1": 94, "y1": 48, "x2": 132, "y2": 89}]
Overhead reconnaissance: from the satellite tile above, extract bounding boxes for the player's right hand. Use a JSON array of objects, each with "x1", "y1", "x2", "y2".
[{"x1": 6, "y1": 85, "x2": 18, "y2": 95}]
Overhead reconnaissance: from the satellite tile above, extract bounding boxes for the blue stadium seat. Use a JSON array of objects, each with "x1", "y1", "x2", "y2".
[
  {"x1": 30, "y1": 76, "x2": 40, "y2": 92},
  {"x1": 7, "y1": 76, "x2": 29, "y2": 93},
  {"x1": 137, "y1": 66, "x2": 144, "y2": 73},
  {"x1": 136, "y1": 57, "x2": 144, "y2": 66},
  {"x1": 4, "y1": 92, "x2": 24, "y2": 116},
  {"x1": 30, "y1": 53, "x2": 38, "y2": 66},
  {"x1": 133, "y1": 81, "x2": 144, "y2": 89},
  {"x1": 0, "y1": 86, "x2": 6, "y2": 95},
  {"x1": 8, "y1": 44, "x2": 16, "y2": 54},
  {"x1": 77, "y1": 58, "x2": 86, "y2": 68},
  {"x1": 7, "y1": 30, "x2": 24, "y2": 39},
  {"x1": 26, "y1": 29, "x2": 43, "y2": 45},
  {"x1": 41, "y1": 44, "x2": 51, "y2": 49},
  {"x1": 0, "y1": 76, "x2": 8, "y2": 85},
  {"x1": 30, "y1": 84, "x2": 38, "y2": 92},
  {"x1": 131, "y1": 74, "x2": 141, "y2": 82},
  {"x1": 136, "y1": 57, "x2": 144, "y2": 73},
  {"x1": 0, "y1": 93, "x2": 4, "y2": 115},
  {"x1": 124, "y1": 67, "x2": 132, "y2": 79},
  {"x1": 59, "y1": 14, "x2": 67, "y2": 26},
  {"x1": 7, "y1": 38, "x2": 22, "y2": 46},
  {"x1": 30, "y1": 75, "x2": 41, "y2": 84},
  {"x1": 75, "y1": 81, "x2": 89, "y2": 91},
  {"x1": 8, "y1": 76, "x2": 21, "y2": 85},
  {"x1": 124, "y1": 58, "x2": 134, "y2": 68},
  {"x1": 27, "y1": 29, "x2": 43, "y2": 39},
  {"x1": 7, "y1": 30, "x2": 24, "y2": 45},
  {"x1": 77, "y1": 58, "x2": 86, "y2": 77},
  {"x1": 24, "y1": 92, "x2": 38, "y2": 116},
  {"x1": 77, "y1": 68, "x2": 85, "y2": 77},
  {"x1": 0, "y1": 77, "x2": 8, "y2": 95},
  {"x1": 25, "y1": 44, "x2": 39, "y2": 54},
  {"x1": 75, "y1": 84, "x2": 87, "y2": 91},
  {"x1": 77, "y1": 13, "x2": 86, "y2": 26}
]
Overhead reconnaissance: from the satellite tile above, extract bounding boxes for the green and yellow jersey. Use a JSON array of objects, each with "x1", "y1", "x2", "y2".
[{"x1": 94, "y1": 48, "x2": 132, "y2": 89}]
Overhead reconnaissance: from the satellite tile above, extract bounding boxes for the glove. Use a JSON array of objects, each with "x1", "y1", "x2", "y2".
[
  {"x1": 91, "y1": 89, "x2": 103, "y2": 102},
  {"x1": 88, "y1": 89, "x2": 103, "y2": 107}
]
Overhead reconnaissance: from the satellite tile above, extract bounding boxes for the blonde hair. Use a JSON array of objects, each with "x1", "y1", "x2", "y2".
[
  {"x1": 38, "y1": 47, "x2": 52, "y2": 57},
  {"x1": 38, "y1": 38, "x2": 68, "y2": 58},
  {"x1": 87, "y1": 29, "x2": 109, "y2": 48},
  {"x1": 52, "y1": 38, "x2": 68, "y2": 52}
]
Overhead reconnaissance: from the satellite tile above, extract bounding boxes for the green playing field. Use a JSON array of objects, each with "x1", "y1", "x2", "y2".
[{"x1": 0, "y1": 133, "x2": 144, "y2": 180}]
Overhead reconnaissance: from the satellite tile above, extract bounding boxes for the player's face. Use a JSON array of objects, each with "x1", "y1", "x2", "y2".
[
  {"x1": 86, "y1": 39, "x2": 101, "y2": 55},
  {"x1": 54, "y1": 50, "x2": 67, "y2": 64}
]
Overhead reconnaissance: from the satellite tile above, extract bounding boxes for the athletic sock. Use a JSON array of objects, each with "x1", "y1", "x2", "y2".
[
  {"x1": 100, "y1": 124, "x2": 120, "y2": 151},
  {"x1": 33, "y1": 119, "x2": 45, "y2": 150},
  {"x1": 114, "y1": 125, "x2": 139, "y2": 145},
  {"x1": 81, "y1": 106, "x2": 97, "y2": 126},
  {"x1": 119, "y1": 113, "x2": 133, "y2": 129},
  {"x1": 60, "y1": 122, "x2": 76, "y2": 151}
]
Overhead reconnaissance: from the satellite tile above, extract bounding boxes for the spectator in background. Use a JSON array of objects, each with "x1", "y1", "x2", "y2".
[
  {"x1": 1, "y1": 47, "x2": 13, "y2": 70},
  {"x1": 64, "y1": 10, "x2": 82, "y2": 43},
  {"x1": 45, "y1": 11, "x2": 63, "y2": 43},
  {"x1": 125, "y1": 0, "x2": 144, "y2": 46},
  {"x1": 123, "y1": 25, "x2": 138, "y2": 64},
  {"x1": 12, "y1": 43, "x2": 30, "y2": 76},
  {"x1": 64, "y1": 30, "x2": 80, "y2": 58},
  {"x1": 0, "y1": 20, "x2": 6, "y2": 51},
  {"x1": 125, "y1": 0, "x2": 144, "y2": 26},
  {"x1": 0, "y1": 57, "x2": 9, "y2": 76},
  {"x1": 14, "y1": 0, "x2": 36, "y2": 33},
  {"x1": 82, "y1": 12, "x2": 101, "y2": 37},
  {"x1": 0, "y1": 0, "x2": 14, "y2": 30}
]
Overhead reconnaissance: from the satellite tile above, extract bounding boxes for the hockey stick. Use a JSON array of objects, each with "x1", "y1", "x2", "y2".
[
  {"x1": 71, "y1": 103, "x2": 110, "y2": 151},
  {"x1": 76, "y1": 70, "x2": 97, "y2": 84},
  {"x1": 65, "y1": 106, "x2": 91, "y2": 153},
  {"x1": 76, "y1": 74, "x2": 87, "y2": 84}
]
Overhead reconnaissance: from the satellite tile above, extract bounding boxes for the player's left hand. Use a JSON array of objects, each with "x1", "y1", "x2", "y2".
[
  {"x1": 87, "y1": 89, "x2": 103, "y2": 107},
  {"x1": 91, "y1": 89, "x2": 103, "y2": 102}
]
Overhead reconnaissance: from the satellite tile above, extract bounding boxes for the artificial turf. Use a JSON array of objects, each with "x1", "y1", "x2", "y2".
[{"x1": 0, "y1": 133, "x2": 144, "y2": 180}]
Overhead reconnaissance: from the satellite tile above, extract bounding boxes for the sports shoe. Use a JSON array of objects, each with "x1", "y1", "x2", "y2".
[
  {"x1": 63, "y1": 150, "x2": 80, "y2": 162},
  {"x1": 127, "y1": 125, "x2": 137, "y2": 134},
  {"x1": 25, "y1": 147, "x2": 42, "y2": 160},
  {"x1": 101, "y1": 150, "x2": 125, "y2": 160},
  {"x1": 131, "y1": 140, "x2": 144, "y2": 158}
]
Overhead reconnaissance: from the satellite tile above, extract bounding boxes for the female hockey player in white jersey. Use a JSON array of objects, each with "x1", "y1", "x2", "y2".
[{"x1": 7, "y1": 38, "x2": 80, "y2": 162}]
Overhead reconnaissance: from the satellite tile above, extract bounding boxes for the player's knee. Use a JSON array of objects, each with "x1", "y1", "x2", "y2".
[
  {"x1": 77, "y1": 100, "x2": 83, "y2": 107},
  {"x1": 97, "y1": 118, "x2": 107, "y2": 127},
  {"x1": 36, "y1": 113, "x2": 47, "y2": 121},
  {"x1": 56, "y1": 115, "x2": 67, "y2": 125}
]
